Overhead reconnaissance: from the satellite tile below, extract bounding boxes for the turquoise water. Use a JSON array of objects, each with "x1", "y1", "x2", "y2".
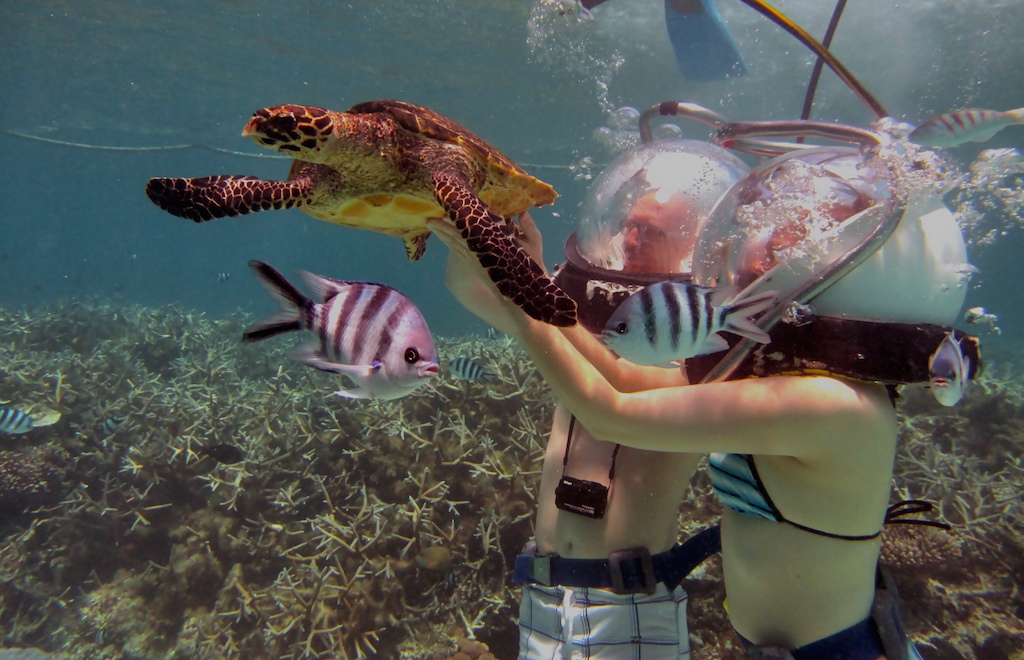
[
  {"x1": 3, "y1": 0, "x2": 1023, "y2": 341},
  {"x1": 2, "y1": 2, "x2": 1024, "y2": 657}
]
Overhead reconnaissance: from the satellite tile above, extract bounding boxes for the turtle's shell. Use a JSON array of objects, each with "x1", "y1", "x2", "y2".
[
  {"x1": 346, "y1": 99, "x2": 555, "y2": 214},
  {"x1": 266, "y1": 100, "x2": 557, "y2": 258}
]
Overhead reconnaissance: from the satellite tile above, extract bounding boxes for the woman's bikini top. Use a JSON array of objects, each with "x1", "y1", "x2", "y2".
[
  {"x1": 709, "y1": 452, "x2": 883, "y2": 540},
  {"x1": 708, "y1": 453, "x2": 950, "y2": 540}
]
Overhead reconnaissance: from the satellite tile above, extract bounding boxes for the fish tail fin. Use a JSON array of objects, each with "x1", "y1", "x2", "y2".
[
  {"x1": 1009, "y1": 108, "x2": 1024, "y2": 124},
  {"x1": 242, "y1": 260, "x2": 310, "y2": 342},
  {"x1": 722, "y1": 290, "x2": 776, "y2": 344}
]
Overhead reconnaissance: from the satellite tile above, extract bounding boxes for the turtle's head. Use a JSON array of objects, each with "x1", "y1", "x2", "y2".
[{"x1": 243, "y1": 105, "x2": 335, "y2": 154}]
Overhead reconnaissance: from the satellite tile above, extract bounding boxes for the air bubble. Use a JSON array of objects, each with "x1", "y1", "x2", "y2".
[
  {"x1": 652, "y1": 123, "x2": 683, "y2": 140},
  {"x1": 610, "y1": 106, "x2": 640, "y2": 130}
]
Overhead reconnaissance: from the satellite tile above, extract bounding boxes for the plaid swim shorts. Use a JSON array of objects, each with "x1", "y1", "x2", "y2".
[{"x1": 518, "y1": 581, "x2": 691, "y2": 660}]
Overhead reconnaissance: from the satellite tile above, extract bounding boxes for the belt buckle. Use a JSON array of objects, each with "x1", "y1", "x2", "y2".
[
  {"x1": 608, "y1": 546, "x2": 657, "y2": 595},
  {"x1": 529, "y1": 555, "x2": 552, "y2": 586}
]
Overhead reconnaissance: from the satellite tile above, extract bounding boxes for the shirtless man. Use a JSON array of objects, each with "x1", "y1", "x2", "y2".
[{"x1": 471, "y1": 140, "x2": 747, "y2": 659}]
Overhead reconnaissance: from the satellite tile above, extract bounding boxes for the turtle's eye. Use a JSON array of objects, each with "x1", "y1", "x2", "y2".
[
  {"x1": 404, "y1": 348, "x2": 420, "y2": 364},
  {"x1": 267, "y1": 114, "x2": 299, "y2": 134},
  {"x1": 615, "y1": 322, "x2": 629, "y2": 335}
]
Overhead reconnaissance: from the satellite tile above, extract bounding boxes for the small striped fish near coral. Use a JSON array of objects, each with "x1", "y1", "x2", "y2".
[
  {"x1": 0, "y1": 408, "x2": 34, "y2": 434},
  {"x1": 243, "y1": 260, "x2": 439, "y2": 400},
  {"x1": 0, "y1": 407, "x2": 61, "y2": 435},
  {"x1": 448, "y1": 357, "x2": 499, "y2": 385}
]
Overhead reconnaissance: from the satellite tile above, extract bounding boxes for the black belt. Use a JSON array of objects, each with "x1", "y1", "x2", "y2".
[{"x1": 512, "y1": 524, "x2": 721, "y2": 595}]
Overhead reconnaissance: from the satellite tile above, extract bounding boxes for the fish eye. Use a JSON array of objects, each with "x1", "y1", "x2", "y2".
[
  {"x1": 615, "y1": 322, "x2": 629, "y2": 335},
  {"x1": 404, "y1": 348, "x2": 420, "y2": 364}
]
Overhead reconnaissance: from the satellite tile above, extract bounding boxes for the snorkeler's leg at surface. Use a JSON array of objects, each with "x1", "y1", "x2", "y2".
[{"x1": 576, "y1": 0, "x2": 746, "y2": 81}]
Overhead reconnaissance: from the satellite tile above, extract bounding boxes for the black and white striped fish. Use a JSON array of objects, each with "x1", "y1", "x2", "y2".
[
  {"x1": 101, "y1": 417, "x2": 124, "y2": 436},
  {"x1": 243, "y1": 260, "x2": 439, "y2": 400},
  {"x1": 909, "y1": 108, "x2": 1024, "y2": 147},
  {"x1": 928, "y1": 332, "x2": 969, "y2": 407},
  {"x1": 449, "y1": 357, "x2": 499, "y2": 384},
  {"x1": 601, "y1": 282, "x2": 776, "y2": 367},
  {"x1": 0, "y1": 408, "x2": 34, "y2": 434}
]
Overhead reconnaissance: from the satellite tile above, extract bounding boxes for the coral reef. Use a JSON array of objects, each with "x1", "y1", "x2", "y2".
[
  {"x1": 0, "y1": 299, "x2": 1021, "y2": 658},
  {"x1": 0, "y1": 447, "x2": 67, "y2": 513},
  {"x1": 880, "y1": 524, "x2": 963, "y2": 575},
  {"x1": 0, "y1": 301, "x2": 548, "y2": 659},
  {"x1": 881, "y1": 367, "x2": 1024, "y2": 659}
]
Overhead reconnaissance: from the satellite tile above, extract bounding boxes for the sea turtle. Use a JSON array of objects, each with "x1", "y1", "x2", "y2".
[{"x1": 145, "y1": 100, "x2": 577, "y2": 326}]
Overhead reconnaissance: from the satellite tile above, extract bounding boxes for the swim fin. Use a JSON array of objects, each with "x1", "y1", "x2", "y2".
[{"x1": 665, "y1": 0, "x2": 747, "y2": 81}]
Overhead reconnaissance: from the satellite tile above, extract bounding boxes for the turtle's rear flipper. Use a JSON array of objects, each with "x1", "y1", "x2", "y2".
[
  {"x1": 433, "y1": 173, "x2": 577, "y2": 327},
  {"x1": 145, "y1": 175, "x2": 312, "y2": 223}
]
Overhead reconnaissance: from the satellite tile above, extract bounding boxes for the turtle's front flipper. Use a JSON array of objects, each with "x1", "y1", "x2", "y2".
[
  {"x1": 432, "y1": 172, "x2": 577, "y2": 327},
  {"x1": 145, "y1": 175, "x2": 313, "y2": 223}
]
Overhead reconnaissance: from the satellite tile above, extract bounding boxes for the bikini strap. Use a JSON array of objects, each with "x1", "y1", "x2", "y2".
[
  {"x1": 884, "y1": 499, "x2": 952, "y2": 531},
  {"x1": 744, "y1": 454, "x2": 882, "y2": 541}
]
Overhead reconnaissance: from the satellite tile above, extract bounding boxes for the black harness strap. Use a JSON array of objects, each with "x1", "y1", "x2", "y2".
[{"x1": 687, "y1": 317, "x2": 981, "y2": 385}]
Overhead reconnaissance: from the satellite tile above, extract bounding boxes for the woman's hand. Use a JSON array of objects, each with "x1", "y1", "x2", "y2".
[{"x1": 427, "y1": 214, "x2": 544, "y2": 337}]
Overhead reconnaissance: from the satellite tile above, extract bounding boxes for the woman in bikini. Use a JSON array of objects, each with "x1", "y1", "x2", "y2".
[{"x1": 430, "y1": 138, "x2": 976, "y2": 658}]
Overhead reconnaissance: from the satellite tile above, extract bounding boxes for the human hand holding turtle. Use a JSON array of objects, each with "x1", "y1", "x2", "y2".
[{"x1": 427, "y1": 213, "x2": 545, "y2": 338}]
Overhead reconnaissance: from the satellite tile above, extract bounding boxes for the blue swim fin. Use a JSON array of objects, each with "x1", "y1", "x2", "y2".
[{"x1": 665, "y1": 0, "x2": 747, "y2": 81}]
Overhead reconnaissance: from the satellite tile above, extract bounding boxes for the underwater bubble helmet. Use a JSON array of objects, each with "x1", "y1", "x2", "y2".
[{"x1": 693, "y1": 146, "x2": 969, "y2": 327}]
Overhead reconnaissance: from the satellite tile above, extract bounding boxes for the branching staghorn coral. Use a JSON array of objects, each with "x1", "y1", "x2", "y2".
[
  {"x1": 0, "y1": 301, "x2": 550, "y2": 659},
  {"x1": 885, "y1": 376, "x2": 1024, "y2": 657},
  {"x1": 0, "y1": 300, "x2": 1022, "y2": 657}
]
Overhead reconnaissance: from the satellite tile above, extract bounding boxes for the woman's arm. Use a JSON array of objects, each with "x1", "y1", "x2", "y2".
[
  {"x1": 429, "y1": 219, "x2": 883, "y2": 456},
  {"x1": 561, "y1": 323, "x2": 690, "y2": 391},
  {"x1": 526, "y1": 328, "x2": 871, "y2": 456}
]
